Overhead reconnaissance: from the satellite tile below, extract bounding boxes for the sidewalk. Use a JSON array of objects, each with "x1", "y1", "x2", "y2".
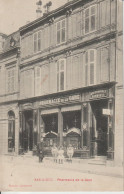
[{"x1": 0, "y1": 155, "x2": 123, "y2": 179}]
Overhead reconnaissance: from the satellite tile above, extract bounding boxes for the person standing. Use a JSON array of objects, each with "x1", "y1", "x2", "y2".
[
  {"x1": 37, "y1": 137, "x2": 44, "y2": 163},
  {"x1": 67, "y1": 144, "x2": 74, "y2": 163},
  {"x1": 57, "y1": 146, "x2": 64, "y2": 164},
  {"x1": 51, "y1": 144, "x2": 58, "y2": 163}
]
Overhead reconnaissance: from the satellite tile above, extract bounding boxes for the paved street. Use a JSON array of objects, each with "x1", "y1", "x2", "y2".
[{"x1": 0, "y1": 155, "x2": 123, "y2": 192}]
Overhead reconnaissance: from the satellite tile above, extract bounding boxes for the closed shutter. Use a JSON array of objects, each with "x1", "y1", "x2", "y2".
[
  {"x1": 41, "y1": 65, "x2": 49, "y2": 95},
  {"x1": 35, "y1": 66, "x2": 41, "y2": 96},
  {"x1": 77, "y1": 12, "x2": 81, "y2": 37},
  {"x1": 72, "y1": 56, "x2": 80, "y2": 88},
  {"x1": 49, "y1": 61, "x2": 57, "y2": 93},
  {"x1": 89, "y1": 50, "x2": 95, "y2": 85},
  {"x1": 110, "y1": 42, "x2": 115, "y2": 81},
  {"x1": 66, "y1": 56, "x2": 71, "y2": 90},
  {"x1": 101, "y1": 47, "x2": 109, "y2": 82},
  {"x1": 85, "y1": 51, "x2": 88, "y2": 86},
  {"x1": 85, "y1": 8, "x2": 90, "y2": 34},
  {"x1": 68, "y1": 15, "x2": 72, "y2": 40},
  {"x1": 106, "y1": 0, "x2": 110, "y2": 25},
  {"x1": 72, "y1": 13, "x2": 77, "y2": 38}
]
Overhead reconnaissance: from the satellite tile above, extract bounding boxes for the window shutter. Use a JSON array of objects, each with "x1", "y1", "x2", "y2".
[
  {"x1": 76, "y1": 12, "x2": 81, "y2": 36},
  {"x1": 72, "y1": 13, "x2": 77, "y2": 38},
  {"x1": 85, "y1": 51, "x2": 88, "y2": 86},
  {"x1": 35, "y1": 66, "x2": 41, "y2": 96},
  {"x1": 101, "y1": 47, "x2": 109, "y2": 82},
  {"x1": 85, "y1": 8, "x2": 90, "y2": 34},
  {"x1": 89, "y1": 50, "x2": 95, "y2": 85},
  {"x1": 90, "y1": 5, "x2": 96, "y2": 31},
  {"x1": 100, "y1": 1, "x2": 106, "y2": 28},
  {"x1": 68, "y1": 15, "x2": 72, "y2": 40},
  {"x1": 106, "y1": 0, "x2": 110, "y2": 25},
  {"x1": 62, "y1": 19, "x2": 66, "y2": 43}
]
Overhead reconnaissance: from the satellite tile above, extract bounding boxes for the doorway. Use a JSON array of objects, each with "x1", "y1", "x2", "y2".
[
  {"x1": 90, "y1": 100, "x2": 108, "y2": 156},
  {"x1": 23, "y1": 110, "x2": 33, "y2": 152}
]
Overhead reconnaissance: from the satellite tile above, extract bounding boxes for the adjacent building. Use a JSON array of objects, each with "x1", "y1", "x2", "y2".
[{"x1": 0, "y1": 0, "x2": 123, "y2": 166}]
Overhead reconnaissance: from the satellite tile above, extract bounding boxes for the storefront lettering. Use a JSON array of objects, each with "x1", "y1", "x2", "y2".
[
  {"x1": 39, "y1": 94, "x2": 81, "y2": 106},
  {"x1": 90, "y1": 90, "x2": 108, "y2": 100}
]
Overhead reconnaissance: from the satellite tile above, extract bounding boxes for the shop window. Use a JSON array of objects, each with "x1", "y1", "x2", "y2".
[
  {"x1": 85, "y1": 49, "x2": 96, "y2": 86},
  {"x1": 7, "y1": 67, "x2": 15, "y2": 93},
  {"x1": 85, "y1": 5, "x2": 97, "y2": 34},
  {"x1": 8, "y1": 111, "x2": 15, "y2": 152},
  {"x1": 57, "y1": 59, "x2": 66, "y2": 91},
  {"x1": 57, "y1": 19, "x2": 66, "y2": 45},
  {"x1": 33, "y1": 31, "x2": 42, "y2": 53}
]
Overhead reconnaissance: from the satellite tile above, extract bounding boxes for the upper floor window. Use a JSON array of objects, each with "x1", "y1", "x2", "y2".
[
  {"x1": 34, "y1": 31, "x2": 41, "y2": 53},
  {"x1": 85, "y1": 49, "x2": 96, "y2": 86},
  {"x1": 85, "y1": 5, "x2": 96, "y2": 34},
  {"x1": 7, "y1": 68, "x2": 15, "y2": 93},
  {"x1": 57, "y1": 59, "x2": 66, "y2": 91},
  {"x1": 57, "y1": 19, "x2": 66, "y2": 45}
]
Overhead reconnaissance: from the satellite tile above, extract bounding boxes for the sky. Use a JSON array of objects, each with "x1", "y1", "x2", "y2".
[{"x1": 0, "y1": 0, "x2": 67, "y2": 35}]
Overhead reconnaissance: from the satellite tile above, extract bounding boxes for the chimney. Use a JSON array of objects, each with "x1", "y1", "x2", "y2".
[
  {"x1": 44, "y1": 1, "x2": 52, "y2": 14},
  {"x1": 36, "y1": 0, "x2": 42, "y2": 19}
]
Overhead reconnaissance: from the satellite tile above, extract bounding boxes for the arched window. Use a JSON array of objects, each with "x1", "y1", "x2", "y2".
[
  {"x1": 8, "y1": 111, "x2": 15, "y2": 152},
  {"x1": 85, "y1": 49, "x2": 96, "y2": 86}
]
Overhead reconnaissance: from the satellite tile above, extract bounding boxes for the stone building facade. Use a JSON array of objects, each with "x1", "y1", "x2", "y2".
[{"x1": 0, "y1": 0, "x2": 123, "y2": 166}]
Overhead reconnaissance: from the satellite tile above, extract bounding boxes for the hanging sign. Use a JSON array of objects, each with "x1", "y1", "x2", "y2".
[{"x1": 102, "y1": 109, "x2": 111, "y2": 116}]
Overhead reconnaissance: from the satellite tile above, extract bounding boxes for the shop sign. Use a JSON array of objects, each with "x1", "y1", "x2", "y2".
[
  {"x1": 39, "y1": 94, "x2": 81, "y2": 106},
  {"x1": 90, "y1": 89, "x2": 108, "y2": 100}
]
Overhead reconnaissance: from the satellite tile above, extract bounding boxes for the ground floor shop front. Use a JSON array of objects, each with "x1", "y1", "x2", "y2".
[{"x1": 19, "y1": 84, "x2": 115, "y2": 161}]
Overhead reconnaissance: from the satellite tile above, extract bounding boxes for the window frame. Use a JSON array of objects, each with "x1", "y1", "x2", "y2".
[
  {"x1": 84, "y1": 5, "x2": 97, "y2": 34},
  {"x1": 33, "y1": 30, "x2": 42, "y2": 54},
  {"x1": 56, "y1": 19, "x2": 66, "y2": 45},
  {"x1": 85, "y1": 49, "x2": 97, "y2": 86},
  {"x1": 57, "y1": 58, "x2": 66, "y2": 92}
]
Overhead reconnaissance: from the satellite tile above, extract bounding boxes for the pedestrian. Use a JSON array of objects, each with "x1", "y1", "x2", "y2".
[
  {"x1": 37, "y1": 137, "x2": 44, "y2": 163},
  {"x1": 67, "y1": 144, "x2": 74, "y2": 163},
  {"x1": 57, "y1": 146, "x2": 64, "y2": 164},
  {"x1": 51, "y1": 143, "x2": 58, "y2": 163}
]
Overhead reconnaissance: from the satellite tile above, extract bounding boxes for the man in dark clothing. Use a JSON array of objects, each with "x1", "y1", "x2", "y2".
[{"x1": 37, "y1": 137, "x2": 44, "y2": 163}]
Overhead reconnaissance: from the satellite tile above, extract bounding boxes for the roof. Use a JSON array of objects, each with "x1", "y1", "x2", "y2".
[
  {"x1": 20, "y1": 0, "x2": 85, "y2": 35},
  {"x1": 3, "y1": 31, "x2": 20, "y2": 52}
]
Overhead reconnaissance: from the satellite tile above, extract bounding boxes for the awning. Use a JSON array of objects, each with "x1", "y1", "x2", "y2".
[
  {"x1": 44, "y1": 131, "x2": 58, "y2": 137},
  {"x1": 61, "y1": 105, "x2": 81, "y2": 112},
  {"x1": 66, "y1": 127, "x2": 81, "y2": 136},
  {"x1": 41, "y1": 108, "x2": 59, "y2": 115}
]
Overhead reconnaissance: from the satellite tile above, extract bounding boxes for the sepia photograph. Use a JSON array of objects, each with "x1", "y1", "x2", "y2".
[{"x1": 0, "y1": 0, "x2": 123, "y2": 192}]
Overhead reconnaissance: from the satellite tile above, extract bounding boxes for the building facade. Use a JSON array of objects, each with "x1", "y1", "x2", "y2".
[{"x1": 0, "y1": 0, "x2": 123, "y2": 166}]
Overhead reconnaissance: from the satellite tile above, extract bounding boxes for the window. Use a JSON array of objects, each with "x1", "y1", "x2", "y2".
[
  {"x1": 57, "y1": 59, "x2": 66, "y2": 91},
  {"x1": 33, "y1": 31, "x2": 41, "y2": 53},
  {"x1": 57, "y1": 19, "x2": 66, "y2": 45},
  {"x1": 8, "y1": 111, "x2": 15, "y2": 152},
  {"x1": 85, "y1": 49, "x2": 96, "y2": 86},
  {"x1": 85, "y1": 5, "x2": 96, "y2": 34},
  {"x1": 7, "y1": 68, "x2": 15, "y2": 93}
]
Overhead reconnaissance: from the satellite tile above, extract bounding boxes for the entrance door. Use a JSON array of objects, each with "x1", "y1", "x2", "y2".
[
  {"x1": 23, "y1": 110, "x2": 33, "y2": 152},
  {"x1": 91, "y1": 100, "x2": 108, "y2": 156}
]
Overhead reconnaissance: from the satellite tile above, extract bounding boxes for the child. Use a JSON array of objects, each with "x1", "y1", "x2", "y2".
[
  {"x1": 51, "y1": 144, "x2": 58, "y2": 163},
  {"x1": 57, "y1": 146, "x2": 64, "y2": 164},
  {"x1": 67, "y1": 144, "x2": 74, "y2": 163}
]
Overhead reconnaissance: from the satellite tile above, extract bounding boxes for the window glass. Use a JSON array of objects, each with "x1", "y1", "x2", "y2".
[{"x1": 57, "y1": 19, "x2": 66, "y2": 45}]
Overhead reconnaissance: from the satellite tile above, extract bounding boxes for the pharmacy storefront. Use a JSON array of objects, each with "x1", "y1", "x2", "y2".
[{"x1": 19, "y1": 84, "x2": 115, "y2": 160}]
